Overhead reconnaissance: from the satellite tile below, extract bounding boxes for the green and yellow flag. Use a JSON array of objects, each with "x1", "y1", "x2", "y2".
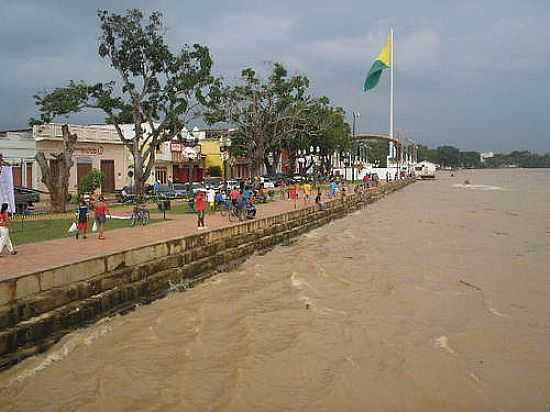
[{"x1": 364, "y1": 35, "x2": 391, "y2": 92}]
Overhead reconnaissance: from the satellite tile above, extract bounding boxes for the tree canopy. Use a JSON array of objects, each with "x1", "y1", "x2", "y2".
[
  {"x1": 208, "y1": 62, "x2": 351, "y2": 175},
  {"x1": 32, "y1": 9, "x2": 222, "y2": 195}
]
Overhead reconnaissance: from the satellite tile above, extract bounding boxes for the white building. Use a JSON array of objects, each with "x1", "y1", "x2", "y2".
[
  {"x1": 414, "y1": 160, "x2": 437, "y2": 179},
  {"x1": 33, "y1": 123, "x2": 130, "y2": 193},
  {"x1": 480, "y1": 152, "x2": 495, "y2": 162},
  {"x1": 0, "y1": 129, "x2": 38, "y2": 189}
]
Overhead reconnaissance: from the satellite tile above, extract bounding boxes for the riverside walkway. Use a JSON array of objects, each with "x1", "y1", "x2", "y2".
[{"x1": 0, "y1": 196, "x2": 318, "y2": 281}]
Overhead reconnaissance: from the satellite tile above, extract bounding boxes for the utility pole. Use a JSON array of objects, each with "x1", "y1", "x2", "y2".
[{"x1": 352, "y1": 112, "x2": 360, "y2": 182}]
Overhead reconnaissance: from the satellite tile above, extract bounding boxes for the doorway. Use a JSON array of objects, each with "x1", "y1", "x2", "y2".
[
  {"x1": 100, "y1": 160, "x2": 115, "y2": 192},
  {"x1": 77, "y1": 162, "x2": 92, "y2": 189}
]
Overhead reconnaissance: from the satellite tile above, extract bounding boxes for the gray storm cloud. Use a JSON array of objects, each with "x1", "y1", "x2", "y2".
[{"x1": 0, "y1": 0, "x2": 549, "y2": 152}]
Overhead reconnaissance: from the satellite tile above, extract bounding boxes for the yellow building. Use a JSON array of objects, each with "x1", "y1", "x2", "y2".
[
  {"x1": 202, "y1": 129, "x2": 229, "y2": 177},
  {"x1": 201, "y1": 139, "x2": 223, "y2": 175}
]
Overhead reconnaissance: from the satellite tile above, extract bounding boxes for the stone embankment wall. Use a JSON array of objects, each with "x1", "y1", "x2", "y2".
[{"x1": 0, "y1": 180, "x2": 413, "y2": 369}]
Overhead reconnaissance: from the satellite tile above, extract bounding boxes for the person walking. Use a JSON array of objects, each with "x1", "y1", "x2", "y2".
[
  {"x1": 303, "y1": 181, "x2": 312, "y2": 205},
  {"x1": 0, "y1": 203, "x2": 17, "y2": 257},
  {"x1": 153, "y1": 179, "x2": 161, "y2": 197},
  {"x1": 75, "y1": 200, "x2": 89, "y2": 240},
  {"x1": 94, "y1": 195, "x2": 109, "y2": 240},
  {"x1": 229, "y1": 187, "x2": 240, "y2": 207},
  {"x1": 289, "y1": 183, "x2": 298, "y2": 208},
  {"x1": 207, "y1": 188, "x2": 216, "y2": 215},
  {"x1": 330, "y1": 180, "x2": 338, "y2": 198},
  {"x1": 315, "y1": 187, "x2": 322, "y2": 209},
  {"x1": 195, "y1": 191, "x2": 207, "y2": 230}
]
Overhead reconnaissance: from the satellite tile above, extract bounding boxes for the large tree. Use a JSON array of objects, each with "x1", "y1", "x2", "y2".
[
  {"x1": 286, "y1": 97, "x2": 351, "y2": 175},
  {"x1": 30, "y1": 84, "x2": 91, "y2": 212},
  {"x1": 366, "y1": 140, "x2": 390, "y2": 168},
  {"x1": 33, "y1": 9, "x2": 222, "y2": 197},
  {"x1": 208, "y1": 63, "x2": 310, "y2": 175},
  {"x1": 437, "y1": 145, "x2": 461, "y2": 168},
  {"x1": 32, "y1": 123, "x2": 77, "y2": 213}
]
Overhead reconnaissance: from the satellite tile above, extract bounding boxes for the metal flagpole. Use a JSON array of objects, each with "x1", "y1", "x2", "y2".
[
  {"x1": 389, "y1": 28, "x2": 395, "y2": 166},
  {"x1": 390, "y1": 28, "x2": 394, "y2": 140}
]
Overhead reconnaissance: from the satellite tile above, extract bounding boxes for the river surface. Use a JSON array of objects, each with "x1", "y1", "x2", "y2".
[{"x1": 1, "y1": 169, "x2": 550, "y2": 411}]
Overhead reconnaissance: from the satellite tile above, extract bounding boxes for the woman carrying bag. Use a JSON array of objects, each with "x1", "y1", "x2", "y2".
[{"x1": 0, "y1": 203, "x2": 17, "y2": 257}]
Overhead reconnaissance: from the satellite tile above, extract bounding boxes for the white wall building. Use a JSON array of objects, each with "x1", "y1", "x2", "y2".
[
  {"x1": 33, "y1": 123, "x2": 130, "y2": 193},
  {"x1": 414, "y1": 160, "x2": 437, "y2": 179},
  {"x1": 480, "y1": 152, "x2": 495, "y2": 162},
  {"x1": 0, "y1": 129, "x2": 38, "y2": 189}
]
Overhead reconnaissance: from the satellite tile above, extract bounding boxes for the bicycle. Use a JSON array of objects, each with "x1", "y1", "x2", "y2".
[
  {"x1": 219, "y1": 200, "x2": 243, "y2": 222},
  {"x1": 130, "y1": 204, "x2": 150, "y2": 226}
]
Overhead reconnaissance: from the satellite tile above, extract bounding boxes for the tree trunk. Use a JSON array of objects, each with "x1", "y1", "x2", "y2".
[
  {"x1": 133, "y1": 152, "x2": 146, "y2": 201},
  {"x1": 35, "y1": 124, "x2": 77, "y2": 213},
  {"x1": 264, "y1": 157, "x2": 274, "y2": 176},
  {"x1": 288, "y1": 153, "x2": 297, "y2": 176}
]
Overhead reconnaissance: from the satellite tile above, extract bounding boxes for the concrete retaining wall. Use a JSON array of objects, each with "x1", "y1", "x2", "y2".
[{"x1": 0, "y1": 180, "x2": 413, "y2": 369}]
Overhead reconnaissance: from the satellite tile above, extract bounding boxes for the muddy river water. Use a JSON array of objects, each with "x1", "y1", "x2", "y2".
[{"x1": 1, "y1": 169, "x2": 549, "y2": 411}]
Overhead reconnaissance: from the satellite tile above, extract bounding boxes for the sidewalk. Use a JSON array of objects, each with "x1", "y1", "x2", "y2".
[{"x1": 0, "y1": 196, "x2": 318, "y2": 281}]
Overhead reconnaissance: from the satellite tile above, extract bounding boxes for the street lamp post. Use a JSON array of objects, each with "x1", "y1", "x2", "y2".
[
  {"x1": 352, "y1": 112, "x2": 360, "y2": 182},
  {"x1": 219, "y1": 136, "x2": 231, "y2": 179}
]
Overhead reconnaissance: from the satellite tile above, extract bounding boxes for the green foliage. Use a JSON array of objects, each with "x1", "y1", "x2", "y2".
[
  {"x1": 78, "y1": 169, "x2": 104, "y2": 195},
  {"x1": 31, "y1": 9, "x2": 222, "y2": 197},
  {"x1": 436, "y1": 146, "x2": 461, "y2": 168},
  {"x1": 417, "y1": 145, "x2": 479, "y2": 168},
  {"x1": 416, "y1": 145, "x2": 439, "y2": 163},
  {"x1": 209, "y1": 62, "x2": 351, "y2": 174},
  {"x1": 207, "y1": 166, "x2": 222, "y2": 177},
  {"x1": 209, "y1": 62, "x2": 311, "y2": 172},
  {"x1": 460, "y1": 151, "x2": 481, "y2": 168},
  {"x1": 482, "y1": 151, "x2": 550, "y2": 168},
  {"x1": 30, "y1": 81, "x2": 93, "y2": 125},
  {"x1": 366, "y1": 141, "x2": 389, "y2": 168}
]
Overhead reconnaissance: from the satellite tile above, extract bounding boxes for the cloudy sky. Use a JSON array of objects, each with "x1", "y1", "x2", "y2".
[{"x1": 1, "y1": 0, "x2": 549, "y2": 152}]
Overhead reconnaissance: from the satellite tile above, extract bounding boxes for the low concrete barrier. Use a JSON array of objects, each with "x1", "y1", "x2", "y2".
[{"x1": 0, "y1": 179, "x2": 413, "y2": 369}]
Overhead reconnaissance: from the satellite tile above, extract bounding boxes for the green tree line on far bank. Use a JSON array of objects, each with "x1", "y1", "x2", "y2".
[{"x1": 416, "y1": 145, "x2": 550, "y2": 169}]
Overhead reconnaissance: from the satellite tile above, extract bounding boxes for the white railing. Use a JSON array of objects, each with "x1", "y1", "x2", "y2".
[{"x1": 34, "y1": 124, "x2": 123, "y2": 144}]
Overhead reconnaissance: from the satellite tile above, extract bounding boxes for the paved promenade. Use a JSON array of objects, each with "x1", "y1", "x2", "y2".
[{"x1": 0, "y1": 196, "x2": 318, "y2": 281}]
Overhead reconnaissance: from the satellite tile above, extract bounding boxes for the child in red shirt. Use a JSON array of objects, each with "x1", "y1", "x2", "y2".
[{"x1": 195, "y1": 191, "x2": 206, "y2": 230}]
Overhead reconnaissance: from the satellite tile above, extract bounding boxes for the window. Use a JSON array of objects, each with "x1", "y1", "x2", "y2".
[{"x1": 155, "y1": 167, "x2": 167, "y2": 184}]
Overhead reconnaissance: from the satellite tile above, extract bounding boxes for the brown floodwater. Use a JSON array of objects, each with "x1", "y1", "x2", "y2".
[{"x1": 1, "y1": 169, "x2": 550, "y2": 412}]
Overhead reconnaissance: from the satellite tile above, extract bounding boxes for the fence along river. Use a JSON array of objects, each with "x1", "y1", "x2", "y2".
[{"x1": 1, "y1": 169, "x2": 550, "y2": 411}]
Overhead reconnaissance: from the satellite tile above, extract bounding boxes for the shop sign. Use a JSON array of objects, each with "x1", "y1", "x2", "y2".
[
  {"x1": 170, "y1": 143, "x2": 183, "y2": 152},
  {"x1": 74, "y1": 146, "x2": 104, "y2": 156}
]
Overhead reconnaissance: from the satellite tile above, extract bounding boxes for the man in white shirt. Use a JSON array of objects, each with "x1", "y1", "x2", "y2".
[{"x1": 207, "y1": 188, "x2": 216, "y2": 214}]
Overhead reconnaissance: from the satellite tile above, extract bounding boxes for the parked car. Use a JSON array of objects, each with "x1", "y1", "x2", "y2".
[
  {"x1": 154, "y1": 184, "x2": 176, "y2": 200},
  {"x1": 14, "y1": 186, "x2": 40, "y2": 214},
  {"x1": 204, "y1": 177, "x2": 223, "y2": 191},
  {"x1": 172, "y1": 183, "x2": 190, "y2": 198},
  {"x1": 189, "y1": 182, "x2": 206, "y2": 194},
  {"x1": 261, "y1": 177, "x2": 275, "y2": 189},
  {"x1": 225, "y1": 180, "x2": 240, "y2": 190}
]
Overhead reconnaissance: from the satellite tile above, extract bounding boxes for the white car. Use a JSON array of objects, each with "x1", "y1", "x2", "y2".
[
  {"x1": 225, "y1": 180, "x2": 240, "y2": 190},
  {"x1": 262, "y1": 178, "x2": 275, "y2": 189}
]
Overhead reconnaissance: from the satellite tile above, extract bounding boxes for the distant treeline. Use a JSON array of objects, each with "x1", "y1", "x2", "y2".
[{"x1": 416, "y1": 145, "x2": 550, "y2": 169}]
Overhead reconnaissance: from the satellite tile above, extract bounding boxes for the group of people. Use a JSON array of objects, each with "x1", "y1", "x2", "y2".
[
  {"x1": 362, "y1": 173, "x2": 380, "y2": 188},
  {"x1": 193, "y1": 184, "x2": 260, "y2": 230},
  {"x1": 74, "y1": 195, "x2": 110, "y2": 240}
]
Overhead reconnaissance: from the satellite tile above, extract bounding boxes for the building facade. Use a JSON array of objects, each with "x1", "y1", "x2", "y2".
[
  {"x1": 33, "y1": 123, "x2": 130, "y2": 193},
  {"x1": 0, "y1": 129, "x2": 37, "y2": 189}
]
